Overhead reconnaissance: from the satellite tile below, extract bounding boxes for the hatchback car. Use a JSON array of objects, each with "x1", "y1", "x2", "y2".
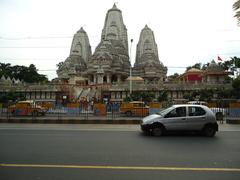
[{"x1": 140, "y1": 104, "x2": 218, "y2": 137}]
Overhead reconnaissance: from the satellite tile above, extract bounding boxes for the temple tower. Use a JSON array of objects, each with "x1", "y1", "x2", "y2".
[
  {"x1": 133, "y1": 25, "x2": 167, "y2": 84},
  {"x1": 101, "y1": 3, "x2": 128, "y2": 52},
  {"x1": 86, "y1": 4, "x2": 130, "y2": 85},
  {"x1": 57, "y1": 27, "x2": 92, "y2": 80}
]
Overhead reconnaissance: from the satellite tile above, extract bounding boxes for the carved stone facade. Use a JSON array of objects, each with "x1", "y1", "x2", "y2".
[
  {"x1": 133, "y1": 25, "x2": 167, "y2": 84},
  {"x1": 86, "y1": 4, "x2": 131, "y2": 85},
  {"x1": 56, "y1": 4, "x2": 166, "y2": 86},
  {"x1": 57, "y1": 27, "x2": 91, "y2": 80}
]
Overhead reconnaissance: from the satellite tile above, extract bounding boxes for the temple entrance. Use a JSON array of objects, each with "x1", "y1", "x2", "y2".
[
  {"x1": 111, "y1": 75, "x2": 117, "y2": 83},
  {"x1": 103, "y1": 76, "x2": 107, "y2": 83}
]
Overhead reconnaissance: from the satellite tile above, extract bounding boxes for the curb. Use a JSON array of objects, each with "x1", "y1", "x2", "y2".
[
  {"x1": 226, "y1": 118, "x2": 240, "y2": 124},
  {"x1": 0, "y1": 118, "x2": 140, "y2": 125}
]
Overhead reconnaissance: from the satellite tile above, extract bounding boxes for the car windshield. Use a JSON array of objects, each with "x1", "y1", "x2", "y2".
[{"x1": 156, "y1": 106, "x2": 175, "y2": 116}]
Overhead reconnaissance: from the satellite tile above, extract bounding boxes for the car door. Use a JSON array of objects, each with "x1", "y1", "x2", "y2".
[
  {"x1": 163, "y1": 106, "x2": 187, "y2": 130},
  {"x1": 186, "y1": 106, "x2": 207, "y2": 130}
]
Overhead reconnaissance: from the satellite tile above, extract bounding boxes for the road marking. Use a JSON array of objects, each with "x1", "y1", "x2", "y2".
[{"x1": 1, "y1": 164, "x2": 240, "y2": 172}]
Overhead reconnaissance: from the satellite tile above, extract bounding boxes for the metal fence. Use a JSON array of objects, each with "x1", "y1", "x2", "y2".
[
  {"x1": 0, "y1": 102, "x2": 240, "y2": 123},
  {"x1": 0, "y1": 103, "x2": 146, "y2": 122}
]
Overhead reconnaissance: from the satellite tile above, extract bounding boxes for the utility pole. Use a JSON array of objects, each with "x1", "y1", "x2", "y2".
[{"x1": 129, "y1": 39, "x2": 133, "y2": 95}]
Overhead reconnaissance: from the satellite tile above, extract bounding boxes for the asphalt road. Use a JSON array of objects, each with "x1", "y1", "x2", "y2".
[{"x1": 0, "y1": 124, "x2": 240, "y2": 180}]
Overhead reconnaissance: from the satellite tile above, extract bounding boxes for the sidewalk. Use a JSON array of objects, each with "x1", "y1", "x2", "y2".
[
  {"x1": 0, "y1": 116, "x2": 141, "y2": 124},
  {"x1": 218, "y1": 123, "x2": 240, "y2": 131}
]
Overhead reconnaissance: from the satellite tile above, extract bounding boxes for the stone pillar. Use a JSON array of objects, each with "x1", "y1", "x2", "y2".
[
  {"x1": 117, "y1": 75, "x2": 121, "y2": 83},
  {"x1": 97, "y1": 75, "x2": 103, "y2": 84},
  {"x1": 94, "y1": 75, "x2": 97, "y2": 84},
  {"x1": 107, "y1": 74, "x2": 111, "y2": 83},
  {"x1": 88, "y1": 75, "x2": 91, "y2": 85}
]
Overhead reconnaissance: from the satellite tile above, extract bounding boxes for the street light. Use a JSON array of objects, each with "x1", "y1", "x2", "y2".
[{"x1": 130, "y1": 39, "x2": 133, "y2": 95}]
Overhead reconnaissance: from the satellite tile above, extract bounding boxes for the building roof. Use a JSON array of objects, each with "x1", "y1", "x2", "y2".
[
  {"x1": 126, "y1": 76, "x2": 144, "y2": 81},
  {"x1": 187, "y1": 68, "x2": 202, "y2": 73},
  {"x1": 206, "y1": 60, "x2": 224, "y2": 72}
]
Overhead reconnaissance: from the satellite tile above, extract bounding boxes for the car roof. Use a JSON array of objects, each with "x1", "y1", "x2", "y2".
[
  {"x1": 129, "y1": 101, "x2": 144, "y2": 103},
  {"x1": 17, "y1": 100, "x2": 34, "y2": 103},
  {"x1": 172, "y1": 104, "x2": 207, "y2": 108},
  {"x1": 187, "y1": 101, "x2": 208, "y2": 105}
]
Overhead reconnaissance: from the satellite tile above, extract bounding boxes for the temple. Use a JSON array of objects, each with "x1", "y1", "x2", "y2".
[
  {"x1": 56, "y1": 4, "x2": 166, "y2": 86},
  {"x1": 87, "y1": 4, "x2": 131, "y2": 85},
  {"x1": 133, "y1": 25, "x2": 167, "y2": 84},
  {"x1": 57, "y1": 27, "x2": 92, "y2": 84}
]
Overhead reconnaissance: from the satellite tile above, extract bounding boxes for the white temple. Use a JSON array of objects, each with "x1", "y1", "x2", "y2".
[{"x1": 57, "y1": 4, "x2": 167, "y2": 86}]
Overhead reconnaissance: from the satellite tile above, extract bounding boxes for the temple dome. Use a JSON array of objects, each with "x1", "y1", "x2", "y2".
[
  {"x1": 206, "y1": 60, "x2": 224, "y2": 72},
  {"x1": 187, "y1": 68, "x2": 202, "y2": 73},
  {"x1": 126, "y1": 76, "x2": 144, "y2": 81}
]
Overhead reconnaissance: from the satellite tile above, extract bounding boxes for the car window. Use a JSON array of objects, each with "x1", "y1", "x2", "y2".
[
  {"x1": 188, "y1": 106, "x2": 206, "y2": 116},
  {"x1": 165, "y1": 107, "x2": 186, "y2": 118},
  {"x1": 157, "y1": 107, "x2": 174, "y2": 116}
]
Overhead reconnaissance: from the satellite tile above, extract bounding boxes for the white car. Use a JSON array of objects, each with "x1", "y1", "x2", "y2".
[{"x1": 141, "y1": 104, "x2": 218, "y2": 137}]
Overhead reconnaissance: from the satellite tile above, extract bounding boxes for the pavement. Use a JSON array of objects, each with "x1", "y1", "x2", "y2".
[
  {"x1": 1, "y1": 125, "x2": 240, "y2": 180},
  {"x1": 0, "y1": 122, "x2": 240, "y2": 132},
  {"x1": 0, "y1": 114, "x2": 240, "y2": 124}
]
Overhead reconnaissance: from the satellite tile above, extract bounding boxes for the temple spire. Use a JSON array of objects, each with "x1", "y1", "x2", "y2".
[{"x1": 112, "y1": 3, "x2": 117, "y2": 9}]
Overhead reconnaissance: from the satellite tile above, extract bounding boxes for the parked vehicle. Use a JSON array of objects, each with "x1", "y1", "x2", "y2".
[
  {"x1": 8, "y1": 100, "x2": 46, "y2": 116},
  {"x1": 120, "y1": 101, "x2": 149, "y2": 117},
  {"x1": 187, "y1": 101, "x2": 208, "y2": 106},
  {"x1": 141, "y1": 104, "x2": 218, "y2": 137}
]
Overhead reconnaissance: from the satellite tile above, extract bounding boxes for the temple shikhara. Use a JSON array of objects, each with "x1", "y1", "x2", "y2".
[
  {"x1": 57, "y1": 4, "x2": 167, "y2": 86},
  {"x1": 0, "y1": 4, "x2": 231, "y2": 103}
]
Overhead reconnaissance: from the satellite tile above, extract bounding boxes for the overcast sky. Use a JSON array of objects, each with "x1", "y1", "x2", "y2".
[{"x1": 0, "y1": 0, "x2": 239, "y2": 80}]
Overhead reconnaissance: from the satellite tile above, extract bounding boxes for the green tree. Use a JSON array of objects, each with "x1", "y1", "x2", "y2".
[
  {"x1": 167, "y1": 73, "x2": 179, "y2": 82},
  {"x1": 0, "y1": 92, "x2": 25, "y2": 104},
  {"x1": 124, "y1": 91, "x2": 155, "y2": 102},
  {"x1": 183, "y1": 92, "x2": 194, "y2": 101},
  {"x1": 233, "y1": 0, "x2": 240, "y2": 25},
  {"x1": 199, "y1": 89, "x2": 214, "y2": 102},
  {"x1": 186, "y1": 63, "x2": 202, "y2": 71},
  {"x1": 219, "y1": 56, "x2": 240, "y2": 77},
  {"x1": 232, "y1": 77, "x2": 240, "y2": 91},
  {"x1": 158, "y1": 90, "x2": 168, "y2": 102},
  {"x1": 0, "y1": 63, "x2": 48, "y2": 83}
]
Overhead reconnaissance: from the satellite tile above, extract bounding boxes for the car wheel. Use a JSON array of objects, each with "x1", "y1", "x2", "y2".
[
  {"x1": 152, "y1": 126, "x2": 163, "y2": 137},
  {"x1": 203, "y1": 126, "x2": 216, "y2": 137},
  {"x1": 125, "y1": 111, "x2": 132, "y2": 116},
  {"x1": 32, "y1": 111, "x2": 38, "y2": 116}
]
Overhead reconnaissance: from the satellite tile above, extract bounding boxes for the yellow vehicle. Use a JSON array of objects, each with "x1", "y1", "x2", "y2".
[
  {"x1": 8, "y1": 100, "x2": 46, "y2": 116},
  {"x1": 120, "y1": 101, "x2": 149, "y2": 117}
]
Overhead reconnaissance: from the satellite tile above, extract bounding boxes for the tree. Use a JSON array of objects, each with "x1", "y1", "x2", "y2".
[
  {"x1": 233, "y1": 0, "x2": 240, "y2": 25},
  {"x1": 232, "y1": 77, "x2": 240, "y2": 90},
  {"x1": 199, "y1": 89, "x2": 214, "y2": 102},
  {"x1": 0, "y1": 91, "x2": 25, "y2": 104},
  {"x1": 167, "y1": 73, "x2": 179, "y2": 82},
  {"x1": 0, "y1": 63, "x2": 48, "y2": 83},
  {"x1": 219, "y1": 56, "x2": 240, "y2": 77},
  {"x1": 183, "y1": 92, "x2": 194, "y2": 101},
  {"x1": 158, "y1": 90, "x2": 168, "y2": 102},
  {"x1": 124, "y1": 91, "x2": 155, "y2": 102},
  {"x1": 186, "y1": 63, "x2": 202, "y2": 71}
]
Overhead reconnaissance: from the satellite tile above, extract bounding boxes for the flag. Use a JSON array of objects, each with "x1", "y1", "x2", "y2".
[{"x1": 217, "y1": 56, "x2": 223, "y2": 61}]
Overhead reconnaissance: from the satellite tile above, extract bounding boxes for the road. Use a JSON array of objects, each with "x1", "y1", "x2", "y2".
[{"x1": 0, "y1": 124, "x2": 240, "y2": 180}]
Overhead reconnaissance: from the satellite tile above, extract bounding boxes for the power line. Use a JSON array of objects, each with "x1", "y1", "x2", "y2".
[
  {"x1": 0, "y1": 36, "x2": 72, "y2": 40},
  {"x1": 0, "y1": 46, "x2": 70, "y2": 49},
  {"x1": 37, "y1": 66, "x2": 188, "y2": 72},
  {"x1": 38, "y1": 69, "x2": 57, "y2": 71},
  {"x1": 0, "y1": 46, "x2": 98, "y2": 48}
]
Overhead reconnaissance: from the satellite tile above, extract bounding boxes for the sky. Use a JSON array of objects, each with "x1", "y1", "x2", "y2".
[{"x1": 0, "y1": 0, "x2": 239, "y2": 80}]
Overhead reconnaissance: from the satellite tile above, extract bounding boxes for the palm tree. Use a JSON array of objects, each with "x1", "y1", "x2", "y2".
[{"x1": 233, "y1": 0, "x2": 240, "y2": 25}]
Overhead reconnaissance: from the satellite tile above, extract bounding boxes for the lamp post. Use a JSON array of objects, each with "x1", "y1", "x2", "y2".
[{"x1": 129, "y1": 39, "x2": 133, "y2": 95}]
